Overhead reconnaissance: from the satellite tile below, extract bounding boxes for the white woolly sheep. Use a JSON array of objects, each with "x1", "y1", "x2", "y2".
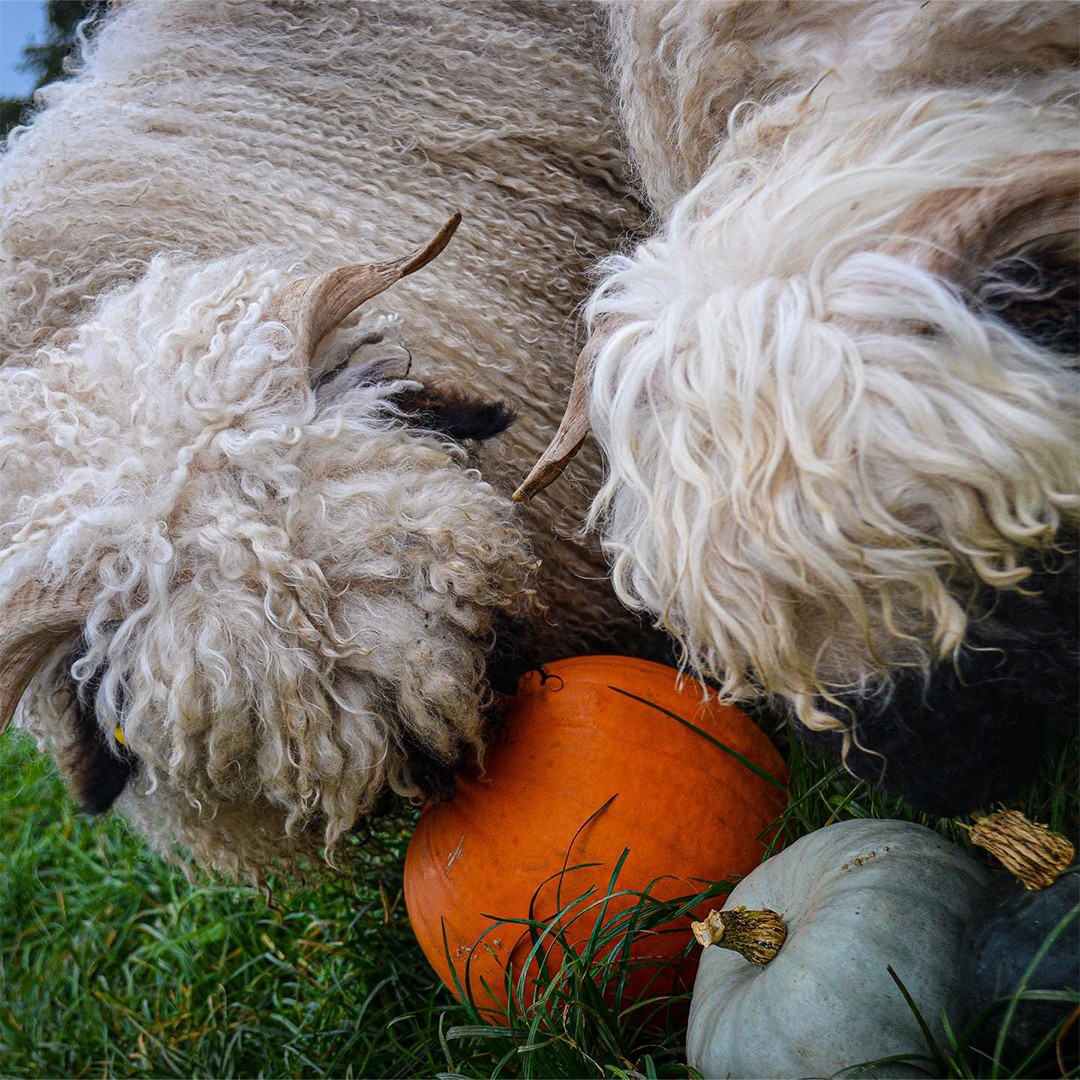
[
  {"x1": 0, "y1": 0, "x2": 662, "y2": 878},
  {"x1": 520, "y1": 0, "x2": 1079, "y2": 814}
]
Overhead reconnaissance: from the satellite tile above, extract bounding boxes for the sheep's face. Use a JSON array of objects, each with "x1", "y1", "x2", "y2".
[
  {"x1": 523, "y1": 90, "x2": 1079, "y2": 733},
  {"x1": 1, "y1": 228, "x2": 537, "y2": 876}
]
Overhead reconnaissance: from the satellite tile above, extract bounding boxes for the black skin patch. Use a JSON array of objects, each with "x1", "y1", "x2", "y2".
[
  {"x1": 977, "y1": 254, "x2": 1079, "y2": 358},
  {"x1": 370, "y1": 614, "x2": 536, "y2": 815},
  {"x1": 798, "y1": 542, "x2": 1079, "y2": 816},
  {"x1": 390, "y1": 385, "x2": 516, "y2": 442},
  {"x1": 312, "y1": 337, "x2": 516, "y2": 441},
  {"x1": 62, "y1": 659, "x2": 136, "y2": 815},
  {"x1": 482, "y1": 614, "x2": 536, "y2": 698}
]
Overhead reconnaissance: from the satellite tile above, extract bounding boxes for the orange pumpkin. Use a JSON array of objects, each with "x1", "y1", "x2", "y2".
[{"x1": 403, "y1": 655, "x2": 789, "y2": 1023}]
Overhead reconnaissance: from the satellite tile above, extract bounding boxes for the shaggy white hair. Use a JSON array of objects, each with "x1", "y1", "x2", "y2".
[
  {"x1": 575, "y1": 1, "x2": 1079, "y2": 732},
  {"x1": 0, "y1": 1, "x2": 656, "y2": 878},
  {"x1": 5, "y1": 254, "x2": 534, "y2": 868}
]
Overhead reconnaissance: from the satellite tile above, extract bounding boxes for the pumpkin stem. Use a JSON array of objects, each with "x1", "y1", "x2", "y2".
[
  {"x1": 969, "y1": 809, "x2": 1074, "y2": 891},
  {"x1": 690, "y1": 906, "x2": 786, "y2": 965}
]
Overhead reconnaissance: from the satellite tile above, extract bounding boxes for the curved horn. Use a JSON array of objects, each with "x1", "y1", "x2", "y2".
[
  {"x1": 513, "y1": 316, "x2": 625, "y2": 503},
  {"x1": 884, "y1": 151, "x2": 1079, "y2": 277},
  {"x1": 513, "y1": 338, "x2": 595, "y2": 503},
  {"x1": 1, "y1": 583, "x2": 87, "y2": 734},
  {"x1": 266, "y1": 212, "x2": 462, "y2": 365}
]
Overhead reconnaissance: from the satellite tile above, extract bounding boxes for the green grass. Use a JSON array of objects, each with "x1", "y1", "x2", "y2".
[
  {"x1": 2, "y1": 712, "x2": 1077, "y2": 1079},
  {"x1": 1, "y1": 736, "x2": 452, "y2": 1078}
]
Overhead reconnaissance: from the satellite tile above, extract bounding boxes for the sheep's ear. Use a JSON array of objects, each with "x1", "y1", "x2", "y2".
[
  {"x1": 390, "y1": 385, "x2": 516, "y2": 442},
  {"x1": 884, "y1": 151, "x2": 1078, "y2": 282},
  {"x1": 0, "y1": 585, "x2": 87, "y2": 734},
  {"x1": 266, "y1": 213, "x2": 461, "y2": 368}
]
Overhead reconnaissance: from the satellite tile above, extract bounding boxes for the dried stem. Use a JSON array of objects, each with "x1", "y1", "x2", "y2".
[
  {"x1": 690, "y1": 906, "x2": 787, "y2": 966},
  {"x1": 970, "y1": 809, "x2": 1075, "y2": 891}
]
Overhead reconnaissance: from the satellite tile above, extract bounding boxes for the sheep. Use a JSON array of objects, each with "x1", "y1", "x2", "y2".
[
  {"x1": 519, "y1": 0, "x2": 1080, "y2": 814},
  {"x1": 0, "y1": 0, "x2": 663, "y2": 879}
]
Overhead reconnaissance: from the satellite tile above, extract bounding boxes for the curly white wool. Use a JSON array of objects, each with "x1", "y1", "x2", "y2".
[
  {"x1": 1, "y1": 1, "x2": 651, "y2": 877},
  {"x1": 608, "y1": 0, "x2": 1077, "y2": 214},
  {"x1": 5, "y1": 252, "x2": 535, "y2": 867},
  {"x1": 587, "y1": 1, "x2": 1079, "y2": 730}
]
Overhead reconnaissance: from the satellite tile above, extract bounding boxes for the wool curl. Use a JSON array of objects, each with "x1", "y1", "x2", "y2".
[
  {"x1": 607, "y1": 0, "x2": 1078, "y2": 213},
  {"x1": 6, "y1": 252, "x2": 537, "y2": 873},
  {"x1": 1, "y1": 1, "x2": 660, "y2": 879},
  {"x1": 586, "y1": 2, "x2": 1079, "y2": 736}
]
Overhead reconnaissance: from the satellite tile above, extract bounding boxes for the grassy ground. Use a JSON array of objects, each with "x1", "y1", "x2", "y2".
[{"x1": 1, "y1": 711, "x2": 1077, "y2": 1079}]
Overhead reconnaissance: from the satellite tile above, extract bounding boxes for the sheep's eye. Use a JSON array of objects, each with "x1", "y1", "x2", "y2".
[{"x1": 64, "y1": 654, "x2": 136, "y2": 815}]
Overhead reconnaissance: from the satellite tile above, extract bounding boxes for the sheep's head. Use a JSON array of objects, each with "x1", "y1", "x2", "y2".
[
  {"x1": 1, "y1": 217, "x2": 538, "y2": 877},
  {"x1": 519, "y1": 101, "x2": 1079, "y2": 734}
]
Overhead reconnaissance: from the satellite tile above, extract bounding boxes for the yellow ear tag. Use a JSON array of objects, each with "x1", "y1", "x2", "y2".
[{"x1": 114, "y1": 726, "x2": 126, "y2": 746}]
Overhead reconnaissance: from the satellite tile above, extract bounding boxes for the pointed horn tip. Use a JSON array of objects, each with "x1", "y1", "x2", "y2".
[
  {"x1": 512, "y1": 463, "x2": 563, "y2": 504},
  {"x1": 512, "y1": 431, "x2": 589, "y2": 503},
  {"x1": 263, "y1": 211, "x2": 465, "y2": 351},
  {"x1": 513, "y1": 332, "x2": 603, "y2": 502},
  {"x1": 399, "y1": 212, "x2": 463, "y2": 278}
]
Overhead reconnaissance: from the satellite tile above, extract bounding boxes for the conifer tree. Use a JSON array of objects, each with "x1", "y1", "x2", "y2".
[{"x1": 2, "y1": 2, "x2": 107, "y2": 138}]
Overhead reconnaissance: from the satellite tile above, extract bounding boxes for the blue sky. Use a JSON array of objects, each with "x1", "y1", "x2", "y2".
[{"x1": 1, "y1": 0, "x2": 49, "y2": 98}]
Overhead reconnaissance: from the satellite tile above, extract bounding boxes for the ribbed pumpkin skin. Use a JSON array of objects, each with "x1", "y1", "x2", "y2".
[
  {"x1": 687, "y1": 819, "x2": 990, "y2": 1079},
  {"x1": 404, "y1": 655, "x2": 789, "y2": 1022}
]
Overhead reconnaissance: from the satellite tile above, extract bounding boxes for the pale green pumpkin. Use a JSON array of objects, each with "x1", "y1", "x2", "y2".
[{"x1": 687, "y1": 818, "x2": 989, "y2": 1079}]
